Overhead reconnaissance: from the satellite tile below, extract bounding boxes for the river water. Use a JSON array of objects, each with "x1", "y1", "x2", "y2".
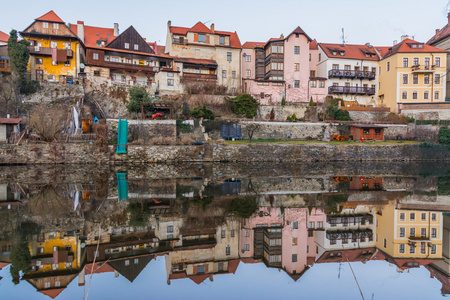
[{"x1": 1, "y1": 162, "x2": 450, "y2": 300}]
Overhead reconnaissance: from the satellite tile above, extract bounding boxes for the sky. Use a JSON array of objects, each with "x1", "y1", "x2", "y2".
[
  {"x1": 0, "y1": 256, "x2": 445, "y2": 300},
  {"x1": 1, "y1": 0, "x2": 450, "y2": 47}
]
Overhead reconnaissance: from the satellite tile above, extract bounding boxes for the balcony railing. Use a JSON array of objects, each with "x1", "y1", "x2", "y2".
[
  {"x1": 181, "y1": 72, "x2": 217, "y2": 81},
  {"x1": 173, "y1": 37, "x2": 188, "y2": 45},
  {"x1": 326, "y1": 229, "x2": 373, "y2": 240},
  {"x1": 411, "y1": 65, "x2": 436, "y2": 73},
  {"x1": 328, "y1": 86, "x2": 375, "y2": 95},
  {"x1": 328, "y1": 69, "x2": 375, "y2": 80},
  {"x1": 29, "y1": 46, "x2": 73, "y2": 57}
]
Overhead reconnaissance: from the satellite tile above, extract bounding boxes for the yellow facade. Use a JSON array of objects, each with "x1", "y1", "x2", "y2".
[
  {"x1": 378, "y1": 44, "x2": 447, "y2": 112},
  {"x1": 376, "y1": 201, "x2": 443, "y2": 259}
]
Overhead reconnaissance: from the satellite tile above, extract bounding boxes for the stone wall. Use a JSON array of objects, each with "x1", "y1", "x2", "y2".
[
  {"x1": 257, "y1": 105, "x2": 322, "y2": 122},
  {"x1": 106, "y1": 119, "x2": 177, "y2": 142},
  {"x1": 402, "y1": 109, "x2": 450, "y2": 120},
  {"x1": 347, "y1": 111, "x2": 391, "y2": 122}
]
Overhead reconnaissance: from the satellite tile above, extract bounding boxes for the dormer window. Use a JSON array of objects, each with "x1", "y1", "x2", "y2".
[
  {"x1": 371, "y1": 54, "x2": 375, "y2": 58},
  {"x1": 198, "y1": 34, "x2": 206, "y2": 43},
  {"x1": 53, "y1": 23, "x2": 59, "y2": 29},
  {"x1": 332, "y1": 51, "x2": 337, "y2": 55},
  {"x1": 340, "y1": 51, "x2": 345, "y2": 56},
  {"x1": 220, "y1": 36, "x2": 225, "y2": 45},
  {"x1": 365, "y1": 53, "x2": 369, "y2": 58},
  {"x1": 124, "y1": 43, "x2": 129, "y2": 49}
]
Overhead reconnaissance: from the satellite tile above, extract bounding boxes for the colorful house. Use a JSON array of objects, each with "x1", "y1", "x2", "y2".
[
  {"x1": 378, "y1": 37, "x2": 447, "y2": 112},
  {"x1": 20, "y1": 11, "x2": 83, "y2": 83}
]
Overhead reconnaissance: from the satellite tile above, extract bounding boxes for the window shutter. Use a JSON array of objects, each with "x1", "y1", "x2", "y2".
[
  {"x1": 193, "y1": 265, "x2": 197, "y2": 273},
  {"x1": 204, "y1": 264, "x2": 208, "y2": 272},
  {"x1": 194, "y1": 33, "x2": 198, "y2": 42},
  {"x1": 205, "y1": 35, "x2": 210, "y2": 44}
]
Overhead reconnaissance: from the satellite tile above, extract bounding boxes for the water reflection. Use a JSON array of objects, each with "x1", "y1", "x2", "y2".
[{"x1": 1, "y1": 163, "x2": 450, "y2": 298}]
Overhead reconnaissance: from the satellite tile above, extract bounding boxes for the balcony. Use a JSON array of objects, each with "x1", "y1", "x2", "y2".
[
  {"x1": 181, "y1": 72, "x2": 217, "y2": 81},
  {"x1": 328, "y1": 69, "x2": 375, "y2": 80},
  {"x1": 411, "y1": 65, "x2": 436, "y2": 73},
  {"x1": 326, "y1": 229, "x2": 373, "y2": 240},
  {"x1": 327, "y1": 214, "x2": 374, "y2": 225},
  {"x1": 29, "y1": 46, "x2": 73, "y2": 57},
  {"x1": 173, "y1": 37, "x2": 188, "y2": 45},
  {"x1": 328, "y1": 86, "x2": 375, "y2": 96}
]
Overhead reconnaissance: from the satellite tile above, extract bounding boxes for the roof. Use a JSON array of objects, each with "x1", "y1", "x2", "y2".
[
  {"x1": 383, "y1": 38, "x2": 447, "y2": 59},
  {"x1": 107, "y1": 255, "x2": 154, "y2": 283},
  {"x1": 156, "y1": 45, "x2": 166, "y2": 54},
  {"x1": 428, "y1": 20, "x2": 450, "y2": 45},
  {"x1": 0, "y1": 118, "x2": 21, "y2": 124},
  {"x1": 242, "y1": 41, "x2": 265, "y2": 49},
  {"x1": 375, "y1": 46, "x2": 390, "y2": 58},
  {"x1": 316, "y1": 247, "x2": 383, "y2": 264},
  {"x1": 0, "y1": 262, "x2": 10, "y2": 268},
  {"x1": 38, "y1": 288, "x2": 65, "y2": 299},
  {"x1": 35, "y1": 10, "x2": 64, "y2": 23},
  {"x1": 349, "y1": 124, "x2": 387, "y2": 129},
  {"x1": 173, "y1": 56, "x2": 217, "y2": 66},
  {"x1": 189, "y1": 274, "x2": 210, "y2": 284},
  {"x1": 309, "y1": 39, "x2": 319, "y2": 50},
  {"x1": 287, "y1": 26, "x2": 313, "y2": 42},
  {"x1": 84, "y1": 262, "x2": 115, "y2": 275},
  {"x1": 69, "y1": 23, "x2": 115, "y2": 48},
  {"x1": 0, "y1": 31, "x2": 9, "y2": 43},
  {"x1": 188, "y1": 22, "x2": 212, "y2": 34},
  {"x1": 215, "y1": 31, "x2": 241, "y2": 48},
  {"x1": 319, "y1": 43, "x2": 382, "y2": 61},
  {"x1": 87, "y1": 45, "x2": 172, "y2": 59},
  {"x1": 170, "y1": 26, "x2": 189, "y2": 36}
]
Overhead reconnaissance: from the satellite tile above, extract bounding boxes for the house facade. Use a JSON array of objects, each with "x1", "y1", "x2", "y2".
[
  {"x1": 378, "y1": 38, "x2": 447, "y2": 112},
  {"x1": 165, "y1": 21, "x2": 241, "y2": 94},
  {"x1": 0, "y1": 31, "x2": 10, "y2": 73},
  {"x1": 317, "y1": 43, "x2": 383, "y2": 106},
  {"x1": 20, "y1": 11, "x2": 82, "y2": 83}
]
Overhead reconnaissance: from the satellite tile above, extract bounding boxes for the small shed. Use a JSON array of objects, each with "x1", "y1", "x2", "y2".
[
  {"x1": 349, "y1": 124, "x2": 386, "y2": 141},
  {"x1": 0, "y1": 118, "x2": 21, "y2": 143}
]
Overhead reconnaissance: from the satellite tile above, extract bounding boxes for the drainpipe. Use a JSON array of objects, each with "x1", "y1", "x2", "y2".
[{"x1": 431, "y1": 53, "x2": 434, "y2": 102}]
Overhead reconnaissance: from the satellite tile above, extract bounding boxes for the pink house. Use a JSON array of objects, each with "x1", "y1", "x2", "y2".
[{"x1": 241, "y1": 27, "x2": 327, "y2": 105}]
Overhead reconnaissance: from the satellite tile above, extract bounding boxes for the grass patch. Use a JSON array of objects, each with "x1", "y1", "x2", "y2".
[{"x1": 224, "y1": 139, "x2": 419, "y2": 145}]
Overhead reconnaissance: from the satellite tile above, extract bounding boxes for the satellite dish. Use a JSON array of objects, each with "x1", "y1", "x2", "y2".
[{"x1": 80, "y1": 63, "x2": 85, "y2": 69}]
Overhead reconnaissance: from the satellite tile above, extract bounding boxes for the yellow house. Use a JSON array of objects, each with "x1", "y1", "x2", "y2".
[
  {"x1": 20, "y1": 10, "x2": 82, "y2": 83},
  {"x1": 376, "y1": 201, "x2": 443, "y2": 261},
  {"x1": 378, "y1": 38, "x2": 447, "y2": 112}
]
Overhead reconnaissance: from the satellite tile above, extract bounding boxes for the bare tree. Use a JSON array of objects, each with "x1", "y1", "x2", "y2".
[
  {"x1": 29, "y1": 104, "x2": 69, "y2": 142},
  {"x1": 245, "y1": 124, "x2": 262, "y2": 143}
]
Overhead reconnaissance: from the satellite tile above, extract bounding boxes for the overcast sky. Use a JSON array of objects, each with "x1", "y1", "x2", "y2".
[{"x1": 1, "y1": 0, "x2": 450, "y2": 47}]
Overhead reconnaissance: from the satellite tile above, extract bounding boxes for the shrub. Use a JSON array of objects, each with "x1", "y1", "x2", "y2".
[
  {"x1": 438, "y1": 126, "x2": 450, "y2": 145},
  {"x1": 126, "y1": 86, "x2": 150, "y2": 113},
  {"x1": 419, "y1": 142, "x2": 435, "y2": 148},
  {"x1": 176, "y1": 119, "x2": 192, "y2": 135},
  {"x1": 281, "y1": 97, "x2": 286, "y2": 106},
  {"x1": 286, "y1": 114, "x2": 298, "y2": 122},
  {"x1": 309, "y1": 97, "x2": 314, "y2": 106},
  {"x1": 325, "y1": 97, "x2": 352, "y2": 121},
  {"x1": 228, "y1": 94, "x2": 259, "y2": 118},
  {"x1": 190, "y1": 105, "x2": 215, "y2": 120},
  {"x1": 229, "y1": 197, "x2": 258, "y2": 218},
  {"x1": 334, "y1": 109, "x2": 352, "y2": 121}
]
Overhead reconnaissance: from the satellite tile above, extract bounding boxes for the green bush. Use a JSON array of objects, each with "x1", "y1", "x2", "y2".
[
  {"x1": 190, "y1": 105, "x2": 215, "y2": 120},
  {"x1": 334, "y1": 109, "x2": 352, "y2": 121},
  {"x1": 419, "y1": 142, "x2": 435, "y2": 148},
  {"x1": 438, "y1": 126, "x2": 450, "y2": 145},
  {"x1": 325, "y1": 97, "x2": 352, "y2": 121},
  {"x1": 281, "y1": 97, "x2": 286, "y2": 106},
  {"x1": 126, "y1": 86, "x2": 150, "y2": 113},
  {"x1": 309, "y1": 96, "x2": 314, "y2": 106},
  {"x1": 228, "y1": 94, "x2": 259, "y2": 118},
  {"x1": 286, "y1": 113, "x2": 298, "y2": 122},
  {"x1": 176, "y1": 119, "x2": 192, "y2": 135}
]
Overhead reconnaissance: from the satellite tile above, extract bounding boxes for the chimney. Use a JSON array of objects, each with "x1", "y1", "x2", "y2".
[
  {"x1": 401, "y1": 35, "x2": 409, "y2": 41},
  {"x1": 448, "y1": 12, "x2": 450, "y2": 25},
  {"x1": 436, "y1": 29, "x2": 440, "y2": 35},
  {"x1": 114, "y1": 23, "x2": 119, "y2": 37},
  {"x1": 393, "y1": 40, "x2": 397, "y2": 45},
  {"x1": 78, "y1": 268, "x2": 85, "y2": 286},
  {"x1": 114, "y1": 270, "x2": 119, "y2": 278},
  {"x1": 77, "y1": 21, "x2": 84, "y2": 42},
  {"x1": 280, "y1": 34, "x2": 284, "y2": 39},
  {"x1": 210, "y1": 23, "x2": 215, "y2": 33},
  {"x1": 168, "y1": 20, "x2": 171, "y2": 27}
]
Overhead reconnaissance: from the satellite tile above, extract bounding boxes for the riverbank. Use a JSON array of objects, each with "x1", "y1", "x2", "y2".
[{"x1": 0, "y1": 142, "x2": 449, "y2": 164}]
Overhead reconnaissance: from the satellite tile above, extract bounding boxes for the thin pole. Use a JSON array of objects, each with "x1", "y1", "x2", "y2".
[{"x1": 346, "y1": 256, "x2": 365, "y2": 300}]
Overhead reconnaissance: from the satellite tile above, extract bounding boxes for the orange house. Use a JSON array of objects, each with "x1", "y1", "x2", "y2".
[{"x1": 349, "y1": 124, "x2": 386, "y2": 141}]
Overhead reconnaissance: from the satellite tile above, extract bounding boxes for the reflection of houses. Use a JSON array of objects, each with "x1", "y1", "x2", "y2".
[
  {"x1": 0, "y1": 183, "x2": 21, "y2": 209},
  {"x1": 23, "y1": 231, "x2": 81, "y2": 299},
  {"x1": 427, "y1": 213, "x2": 450, "y2": 294},
  {"x1": 316, "y1": 247, "x2": 385, "y2": 265},
  {"x1": 349, "y1": 177, "x2": 383, "y2": 191},
  {"x1": 376, "y1": 201, "x2": 443, "y2": 265}
]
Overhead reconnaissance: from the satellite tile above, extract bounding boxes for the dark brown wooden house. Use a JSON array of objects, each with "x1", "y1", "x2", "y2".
[{"x1": 350, "y1": 124, "x2": 386, "y2": 141}]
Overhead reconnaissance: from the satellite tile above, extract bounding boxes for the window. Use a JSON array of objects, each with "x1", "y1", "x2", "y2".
[
  {"x1": 167, "y1": 234, "x2": 173, "y2": 239},
  {"x1": 292, "y1": 221, "x2": 298, "y2": 229},
  {"x1": 309, "y1": 54, "x2": 311, "y2": 61},
  {"x1": 292, "y1": 254, "x2": 297, "y2": 262},
  {"x1": 413, "y1": 74, "x2": 418, "y2": 84},
  {"x1": 231, "y1": 230, "x2": 235, "y2": 237},
  {"x1": 435, "y1": 74, "x2": 441, "y2": 84},
  {"x1": 197, "y1": 265, "x2": 205, "y2": 273},
  {"x1": 124, "y1": 43, "x2": 129, "y2": 49},
  {"x1": 246, "y1": 69, "x2": 251, "y2": 77},
  {"x1": 244, "y1": 244, "x2": 250, "y2": 251},
  {"x1": 43, "y1": 22, "x2": 49, "y2": 28},
  {"x1": 330, "y1": 238, "x2": 336, "y2": 245},
  {"x1": 387, "y1": 62, "x2": 390, "y2": 71},
  {"x1": 403, "y1": 58, "x2": 409, "y2": 68},
  {"x1": 270, "y1": 62, "x2": 284, "y2": 70},
  {"x1": 310, "y1": 70, "x2": 316, "y2": 78},
  {"x1": 435, "y1": 91, "x2": 440, "y2": 100},
  {"x1": 318, "y1": 53, "x2": 321, "y2": 61},
  {"x1": 308, "y1": 222, "x2": 315, "y2": 229},
  {"x1": 363, "y1": 129, "x2": 370, "y2": 135},
  {"x1": 232, "y1": 71, "x2": 236, "y2": 78},
  {"x1": 435, "y1": 57, "x2": 441, "y2": 67},
  {"x1": 226, "y1": 246, "x2": 230, "y2": 256},
  {"x1": 167, "y1": 225, "x2": 173, "y2": 233},
  {"x1": 269, "y1": 255, "x2": 281, "y2": 262},
  {"x1": 93, "y1": 53, "x2": 99, "y2": 60},
  {"x1": 220, "y1": 36, "x2": 225, "y2": 45},
  {"x1": 271, "y1": 45, "x2": 284, "y2": 53},
  {"x1": 399, "y1": 227, "x2": 405, "y2": 237},
  {"x1": 269, "y1": 239, "x2": 281, "y2": 246},
  {"x1": 134, "y1": 44, "x2": 139, "y2": 50},
  {"x1": 425, "y1": 57, "x2": 430, "y2": 67},
  {"x1": 421, "y1": 228, "x2": 426, "y2": 237},
  {"x1": 402, "y1": 74, "x2": 408, "y2": 84},
  {"x1": 167, "y1": 79, "x2": 174, "y2": 86},
  {"x1": 424, "y1": 91, "x2": 429, "y2": 100},
  {"x1": 413, "y1": 57, "x2": 419, "y2": 66},
  {"x1": 124, "y1": 260, "x2": 130, "y2": 266},
  {"x1": 383, "y1": 238, "x2": 387, "y2": 248},
  {"x1": 375, "y1": 128, "x2": 382, "y2": 135},
  {"x1": 94, "y1": 251, "x2": 99, "y2": 258},
  {"x1": 431, "y1": 244, "x2": 437, "y2": 254},
  {"x1": 317, "y1": 221, "x2": 323, "y2": 228},
  {"x1": 424, "y1": 74, "x2": 430, "y2": 84},
  {"x1": 412, "y1": 91, "x2": 418, "y2": 99},
  {"x1": 421, "y1": 242, "x2": 426, "y2": 254},
  {"x1": 45, "y1": 282, "x2": 50, "y2": 288},
  {"x1": 65, "y1": 60, "x2": 70, "y2": 66},
  {"x1": 245, "y1": 55, "x2": 251, "y2": 62},
  {"x1": 319, "y1": 81, "x2": 325, "y2": 88},
  {"x1": 410, "y1": 228, "x2": 415, "y2": 237},
  {"x1": 294, "y1": 80, "x2": 300, "y2": 88},
  {"x1": 93, "y1": 70, "x2": 100, "y2": 76},
  {"x1": 53, "y1": 23, "x2": 59, "y2": 30},
  {"x1": 294, "y1": 46, "x2": 300, "y2": 54},
  {"x1": 399, "y1": 244, "x2": 405, "y2": 253},
  {"x1": 432, "y1": 213, "x2": 437, "y2": 221},
  {"x1": 332, "y1": 64, "x2": 339, "y2": 70},
  {"x1": 310, "y1": 81, "x2": 316, "y2": 88},
  {"x1": 36, "y1": 58, "x2": 43, "y2": 64},
  {"x1": 410, "y1": 213, "x2": 415, "y2": 221},
  {"x1": 126, "y1": 58, "x2": 132, "y2": 64},
  {"x1": 221, "y1": 230, "x2": 226, "y2": 238},
  {"x1": 227, "y1": 52, "x2": 232, "y2": 61},
  {"x1": 432, "y1": 228, "x2": 437, "y2": 238},
  {"x1": 292, "y1": 237, "x2": 298, "y2": 245},
  {"x1": 410, "y1": 244, "x2": 415, "y2": 254},
  {"x1": 51, "y1": 41, "x2": 57, "y2": 48},
  {"x1": 222, "y1": 70, "x2": 226, "y2": 78},
  {"x1": 421, "y1": 213, "x2": 426, "y2": 221},
  {"x1": 342, "y1": 236, "x2": 348, "y2": 244},
  {"x1": 245, "y1": 230, "x2": 250, "y2": 237},
  {"x1": 293, "y1": 63, "x2": 300, "y2": 72}
]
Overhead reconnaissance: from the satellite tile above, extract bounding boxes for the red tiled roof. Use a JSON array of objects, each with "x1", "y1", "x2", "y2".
[
  {"x1": 35, "y1": 10, "x2": 64, "y2": 23},
  {"x1": 38, "y1": 288, "x2": 65, "y2": 299},
  {"x1": 374, "y1": 46, "x2": 390, "y2": 58},
  {"x1": 173, "y1": 56, "x2": 217, "y2": 66},
  {"x1": 189, "y1": 274, "x2": 210, "y2": 285},
  {"x1": 383, "y1": 38, "x2": 447, "y2": 59},
  {"x1": 0, "y1": 118, "x2": 21, "y2": 124},
  {"x1": 0, "y1": 31, "x2": 10, "y2": 43},
  {"x1": 391, "y1": 258, "x2": 441, "y2": 270},
  {"x1": 316, "y1": 247, "x2": 380, "y2": 264},
  {"x1": 169, "y1": 272, "x2": 187, "y2": 280},
  {"x1": 215, "y1": 31, "x2": 241, "y2": 48},
  {"x1": 428, "y1": 21, "x2": 450, "y2": 45},
  {"x1": 69, "y1": 23, "x2": 115, "y2": 48},
  {"x1": 228, "y1": 259, "x2": 240, "y2": 274},
  {"x1": 156, "y1": 45, "x2": 166, "y2": 54},
  {"x1": 241, "y1": 258, "x2": 262, "y2": 264},
  {"x1": 242, "y1": 41, "x2": 265, "y2": 49},
  {"x1": 0, "y1": 262, "x2": 10, "y2": 268},
  {"x1": 307, "y1": 256, "x2": 315, "y2": 266},
  {"x1": 188, "y1": 22, "x2": 212, "y2": 34},
  {"x1": 87, "y1": 45, "x2": 172, "y2": 58},
  {"x1": 309, "y1": 39, "x2": 319, "y2": 50},
  {"x1": 84, "y1": 262, "x2": 115, "y2": 275},
  {"x1": 169, "y1": 26, "x2": 189, "y2": 36},
  {"x1": 319, "y1": 43, "x2": 381, "y2": 61}
]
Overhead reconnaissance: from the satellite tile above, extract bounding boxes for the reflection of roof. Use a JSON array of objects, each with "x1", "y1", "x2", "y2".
[
  {"x1": 189, "y1": 274, "x2": 210, "y2": 284},
  {"x1": 241, "y1": 258, "x2": 262, "y2": 264},
  {"x1": 0, "y1": 118, "x2": 21, "y2": 124},
  {"x1": 383, "y1": 39, "x2": 447, "y2": 59},
  {"x1": 0, "y1": 31, "x2": 9, "y2": 43},
  {"x1": 316, "y1": 248, "x2": 384, "y2": 264},
  {"x1": 69, "y1": 23, "x2": 115, "y2": 48},
  {"x1": 84, "y1": 262, "x2": 115, "y2": 275},
  {"x1": 107, "y1": 254, "x2": 154, "y2": 283},
  {"x1": 38, "y1": 288, "x2": 65, "y2": 299},
  {"x1": 0, "y1": 262, "x2": 10, "y2": 268},
  {"x1": 36, "y1": 10, "x2": 64, "y2": 23},
  {"x1": 388, "y1": 257, "x2": 441, "y2": 271}
]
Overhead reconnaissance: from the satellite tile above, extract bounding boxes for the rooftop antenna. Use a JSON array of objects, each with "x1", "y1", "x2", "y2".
[
  {"x1": 443, "y1": 1, "x2": 450, "y2": 15},
  {"x1": 341, "y1": 28, "x2": 348, "y2": 45},
  {"x1": 203, "y1": 20, "x2": 212, "y2": 25}
]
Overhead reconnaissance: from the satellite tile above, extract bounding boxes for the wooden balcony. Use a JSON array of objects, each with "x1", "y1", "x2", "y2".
[
  {"x1": 411, "y1": 65, "x2": 436, "y2": 73},
  {"x1": 328, "y1": 86, "x2": 375, "y2": 96},
  {"x1": 181, "y1": 72, "x2": 217, "y2": 81},
  {"x1": 172, "y1": 37, "x2": 188, "y2": 45},
  {"x1": 29, "y1": 46, "x2": 73, "y2": 57},
  {"x1": 89, "y1": 59, "x2": 160, "y2": 74},
  {"x1": 328, "y1": 69, "x2": 375, "y2": 80}
]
